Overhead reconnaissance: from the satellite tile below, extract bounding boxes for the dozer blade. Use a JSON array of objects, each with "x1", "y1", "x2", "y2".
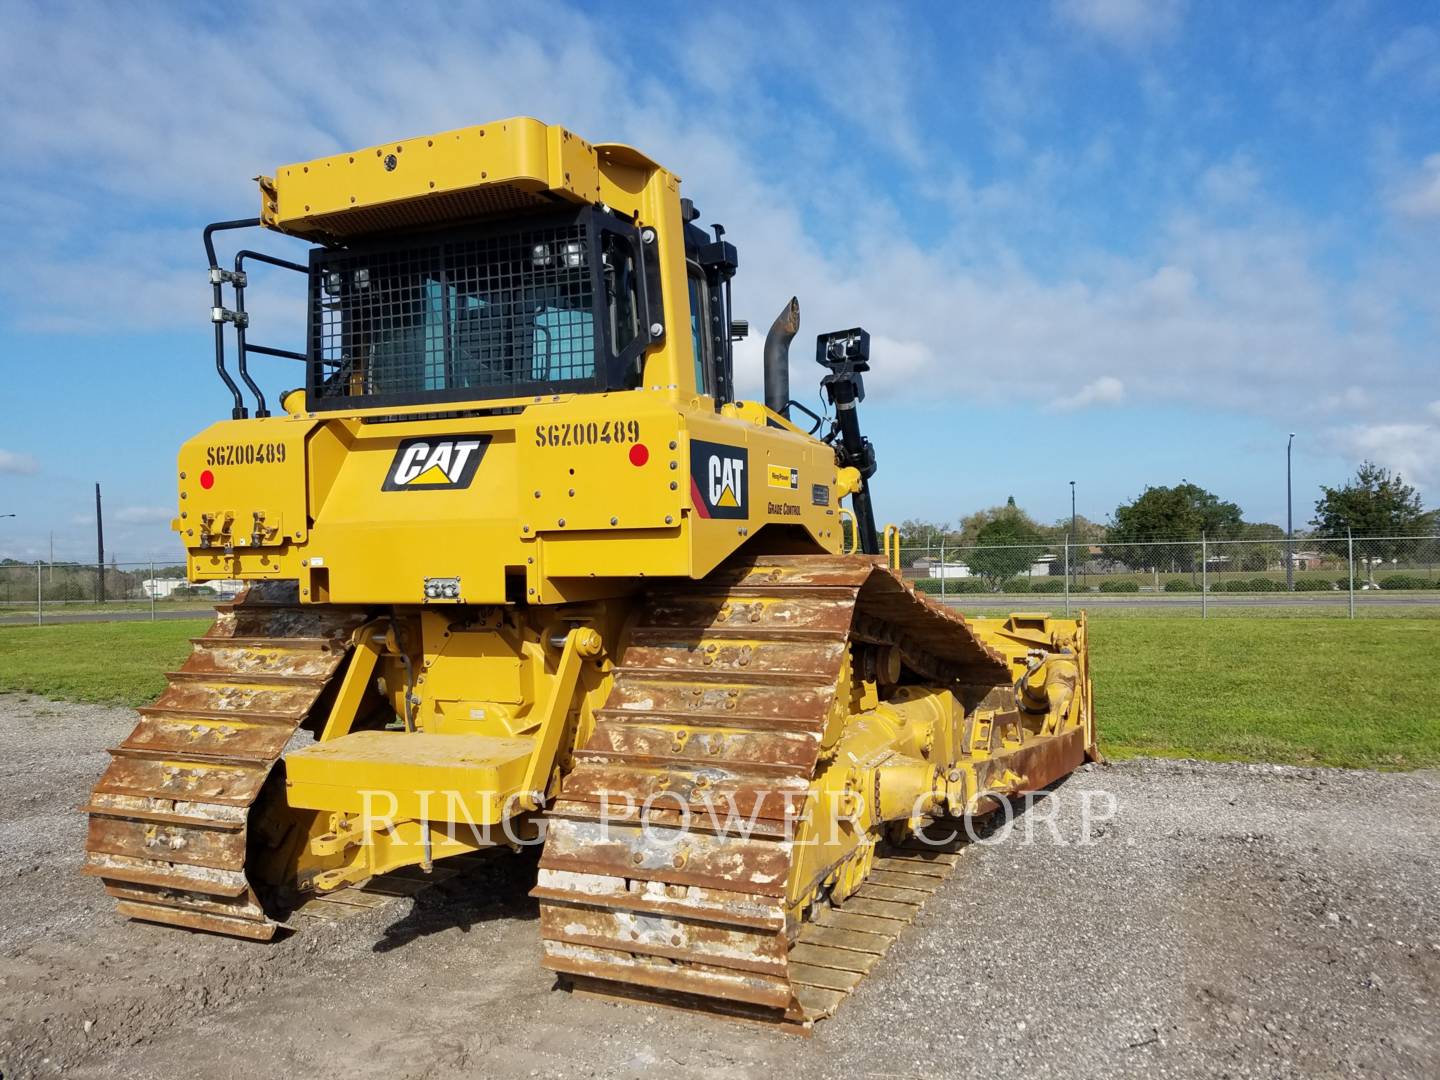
[
  {"x1": 535, "y1": 554, "x2": 1079, "y2": 1030},
  {"x1": 83, "y1": 581, "x2": 365, "y2": 939}
]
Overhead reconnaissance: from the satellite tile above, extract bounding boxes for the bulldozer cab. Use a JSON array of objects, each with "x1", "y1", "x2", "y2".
[
  {"x1": 301, "y1": 200, "x2": 739, "y2": 414},
  {"x1": 308, "y1": 208, "x2": 657, "y2": 411},
  {"x1": 208, "y1": 119, "x2": 741, "y2": 421}
]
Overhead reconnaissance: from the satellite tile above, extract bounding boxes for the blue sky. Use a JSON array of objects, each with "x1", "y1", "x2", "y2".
[{"x1": 2, "y1": 0, "x2": 1438, "y2": 561}]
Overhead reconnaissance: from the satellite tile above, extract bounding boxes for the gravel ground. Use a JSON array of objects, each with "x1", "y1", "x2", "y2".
[{"x1": 0, "y1": 690, "x2": 1436, "y2": 1079}]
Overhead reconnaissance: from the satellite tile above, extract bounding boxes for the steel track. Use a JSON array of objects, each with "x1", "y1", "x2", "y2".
[
  {"x1": 82, "y1": 582, "x2": 365, "y2": 939},
  {"x1": 533, "y1": 554, "x2": 1025, "y2": 1028}
]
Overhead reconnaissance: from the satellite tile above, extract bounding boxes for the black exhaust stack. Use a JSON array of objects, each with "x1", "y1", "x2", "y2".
[{"x1": 763, "y1": 297, "x2": 800, "y2": 418}]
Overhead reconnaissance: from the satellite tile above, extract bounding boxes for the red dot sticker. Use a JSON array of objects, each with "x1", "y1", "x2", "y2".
[
  {"x1": 628, "y1": 443, "x2": 649, "y2": 467},
  {"x1": 199, "y1": 469, "x2": 215, "y2": 490}
]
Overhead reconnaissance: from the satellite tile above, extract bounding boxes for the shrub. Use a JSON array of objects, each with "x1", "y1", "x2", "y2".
[
  {"x1": 998, "y1": 578, "x2": 1032, "y2": 593},
  {"x1": 1379, "y1": 574, "x2": 1430, "y2": 590},
  {"x1": 913, "y1": 577, "x2": 987, "y2": 595},
  {"x1": 1098, "y1": 579, "x2": 1140, "y2": 593},
  {"x1": 1163, "y1": 579, "x2": 1196, "y2": 593},
  {"x1": 1030, "y1": 578, "x2": 1065, "y2": 593},
  {"x1": 948, "y1": 579, "x2": 989, "y2": 594},
  {"x1": 1249, "y1": 577, "x2": 1285, "y2": 592},
  {"x1": 1292, "y1": 577, "x2": 1334, "y2": 592},
  {"x1": 1215, "y1": 579, "x2": 1251, "y2": 593}
]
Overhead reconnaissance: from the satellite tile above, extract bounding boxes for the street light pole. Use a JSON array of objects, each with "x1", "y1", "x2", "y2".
[
  {"x1": 1286, "y1": 433, "x2": 1295, "y2": 592},
  {"x1": 1069, "y1": 480, "x2": 1077, "y2": 585}
]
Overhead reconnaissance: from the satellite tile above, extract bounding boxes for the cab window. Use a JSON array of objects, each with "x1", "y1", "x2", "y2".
[{"x1": 687, "y1": 266, "x2": 713, "y2": 396}]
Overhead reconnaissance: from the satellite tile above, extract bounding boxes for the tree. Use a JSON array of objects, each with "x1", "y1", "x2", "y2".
[
  {"x1": 1233, "y1": 521, "x2": 1285, "y2": 572},
  {"x1": 1312, "y1": 461, "x2": 1431, "y2": 576},
  {"x1": 965, "y1": 511, "x2": 1046, "y2": 586},
  {"x1": 1046, "y1": 513, "x2": 1106, "y2": 545},
  {"x1": 1105, "y1": 482, "x2": 1243, "y2": 571},
  {"x1": 957, "y1": 497, "x2": 1045, "y2": 547},
  {"x1": 1311, "y1": 462, "x2": 1427, "y2": 540},
  {"x1": 897, "y1": 518, "x2": 953, "y2": 549}
]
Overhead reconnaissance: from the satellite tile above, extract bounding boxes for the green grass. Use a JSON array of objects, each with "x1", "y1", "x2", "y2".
[
  {"x1": 0, "y1": 598, "x2": 218, "y2": 616},
  {"x1": 956, "y1": 601, "x2": 1440, "y2": 619},
  {"x1": 1, "y1": 616, "x2": 1437, "y2": 771},
  {"x1": 1094, "y1": 618, "x2": 1440, "y2": 769},
  {"x1": 0, "y1": 619, "x2": 210, "y2": 706}
]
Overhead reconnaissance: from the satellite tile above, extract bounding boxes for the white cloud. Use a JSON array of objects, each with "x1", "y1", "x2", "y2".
[
  {"x1": 1331, "y1": 420, "x2": 1440, "y2": 500},
  {"x1": 0, "y1": 450, "x2": 38, "y2": 475},
  {"x1": 1318, "y1": 386, "x2": 1371, "y2": 413},
  {"x1": 1389, "y1": 154, "x2": 1440, "y2": 219},
  {"x1": 115, "y1": 506, "x2": 175, "y2": 525},
  {"x1": 1055, "y1": 0, "x2": 1186, "y2": 48},
  {"x1": 1050, "y1": 375, "x2": 1125, "y2": 412},
  {"x1": 1139, "y1": 265, "x2": 1197, "y2": 309},
  {"x1": 1369, "y1": 25, "x2": 1440, "y2": 92},
  {"x1": 1199, "y1": 154, "x2": 1261, "y2": 206}
]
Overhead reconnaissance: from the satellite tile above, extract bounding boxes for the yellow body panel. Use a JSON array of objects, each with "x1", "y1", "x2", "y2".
[
  {"x1": 262, "y1": 118, "x2": 600, "y2": 239},
  {"x1": 177, "y1": 392, "x2": 844, "y2": 604},
  {"x1": 285, "y1": 731, "x2": 535, "y2": 820}
]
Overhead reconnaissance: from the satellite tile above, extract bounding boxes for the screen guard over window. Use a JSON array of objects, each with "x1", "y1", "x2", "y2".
[{"x1": 307, "y1": 208, "x2": 660, "y2": 410}]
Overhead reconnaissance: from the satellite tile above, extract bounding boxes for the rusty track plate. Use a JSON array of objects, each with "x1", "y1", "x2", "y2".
[
  {"x1": 82, "y1": 582, "x2": 364, "y2": 940},
  {"x1": 534, "y1": 554, "x2": 1015, "y2": 1029}
]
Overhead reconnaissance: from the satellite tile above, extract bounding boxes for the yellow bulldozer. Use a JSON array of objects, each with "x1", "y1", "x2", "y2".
[{"x1": 83, "y1": 118, "x2": 1096, "y2": 1028}]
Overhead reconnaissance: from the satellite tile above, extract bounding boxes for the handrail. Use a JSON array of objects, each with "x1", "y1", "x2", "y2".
[
  {"x1": 233, "y1": 249, "x2": 310, "y2": 417},
  {"x1": 883, "y1": 523, "x2": 901, "y2": 571},
  {"x1": 839, "y1": 508, "x2": 858, "y2": 555},
  {"x1": 203, "y1": 219, "x2": 261, "y2": 419}
]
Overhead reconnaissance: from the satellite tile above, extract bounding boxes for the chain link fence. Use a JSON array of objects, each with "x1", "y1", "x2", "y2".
[
  {"x1": 895, "y1": 534, "x2": 1440, "y2": 617},
  {"x1": 3, "y1": 536, "x2": 1439, "y2": 623},
  {"x1": 0, "y1": 561, "x2": 236, "y2": 623}
]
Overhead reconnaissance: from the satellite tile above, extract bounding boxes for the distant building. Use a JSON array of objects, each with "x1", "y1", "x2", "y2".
[
  {"x1": 140, "y1": 578, "x2": 187, "y2": 598},
  {"x1": 141, "y1": 578, "x2": 244, "y2": 599},
  {"x1": 927, "y1": 556, "x2": 1059, "y2": 579},
  {"x1": 929, "y1": 562, "x2": 973, "y2": 579}
]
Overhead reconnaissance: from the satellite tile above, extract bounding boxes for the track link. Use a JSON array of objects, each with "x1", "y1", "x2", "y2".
[
  {"x1": 534, "y1": 554, "x2": 1014, "y2": 1027},
  {"x1": 82, "y1": 582, "x2": 364, "y2": 939}
]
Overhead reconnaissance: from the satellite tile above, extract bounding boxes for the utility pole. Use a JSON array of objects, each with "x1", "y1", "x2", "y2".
[
  {"x1": 95, "y1": 482, "x2": 105, "y2": 605},
  {"x1": 1285, "y1": 433, "x2": 1295, "y2": 592}
]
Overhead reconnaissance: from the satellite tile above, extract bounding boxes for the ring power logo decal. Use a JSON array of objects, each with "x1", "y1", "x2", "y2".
[
  {"x1": 767, "y1": 464, "x2": 799, "y2": 490},
  {"x1": 690, "y1": 440, "x2": 749, "y2": 519},
  {"x1": 382, "y1": 436, "x2": 490, "y2": 492}
]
